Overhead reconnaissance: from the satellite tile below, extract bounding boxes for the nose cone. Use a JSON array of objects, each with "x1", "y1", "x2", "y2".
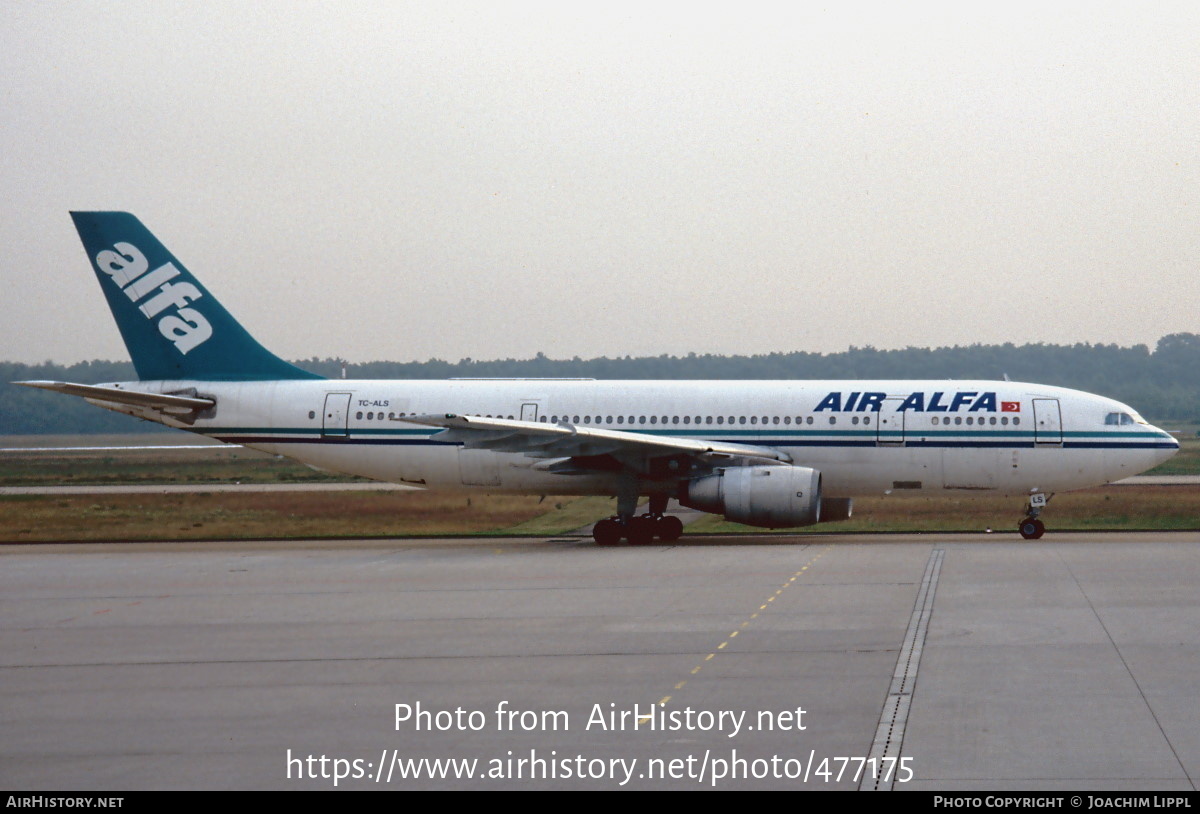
[
  {"x1": 1102, "y1": 423, "x2": 1179, "y2": 483},
  {"x1": 1149, "y1": 425, "x2": 1181, "y2": 468}
]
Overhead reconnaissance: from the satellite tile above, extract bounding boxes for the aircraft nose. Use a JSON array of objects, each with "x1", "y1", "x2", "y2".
[{"x1": 1152, "y1": 426, "x2": 1180, "y2": 464}]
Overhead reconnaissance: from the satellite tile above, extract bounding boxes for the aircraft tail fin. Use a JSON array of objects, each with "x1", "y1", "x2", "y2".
[{"x1": 69, "y1": 212, "x2": 322, "y2": 381}]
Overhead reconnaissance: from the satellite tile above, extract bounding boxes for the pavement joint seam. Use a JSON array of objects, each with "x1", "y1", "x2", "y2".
[{"x1": 1059, "y1": 552, "x2": 1196, "y2": 791}]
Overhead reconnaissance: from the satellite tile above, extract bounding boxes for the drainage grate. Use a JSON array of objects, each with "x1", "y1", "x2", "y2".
[{"x1": 859, "y1": 547, "x2": 943, "y2": 791}]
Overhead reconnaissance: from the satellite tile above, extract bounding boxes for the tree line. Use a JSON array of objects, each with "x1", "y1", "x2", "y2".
[{"x1": 3, "y1": 333, "x2": 1198, "y2": 435}]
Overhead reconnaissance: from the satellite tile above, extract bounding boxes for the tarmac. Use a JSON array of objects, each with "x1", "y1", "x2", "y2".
[{"x1": 2, "y1": 531, "x2": 1198, "y2": 790}]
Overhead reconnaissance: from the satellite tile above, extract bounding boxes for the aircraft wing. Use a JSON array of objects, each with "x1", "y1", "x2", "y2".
[
  {"x1": 401, "y1": 413, "x2": 792, "y2": 470},
  {"x1": 14, "y1": 381, "x2": 214, "y2": 413}
]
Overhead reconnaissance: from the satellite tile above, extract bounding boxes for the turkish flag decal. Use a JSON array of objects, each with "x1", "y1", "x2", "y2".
[{"x1": 1001, "y1": 401, "x2": 1021, "y2": 412}]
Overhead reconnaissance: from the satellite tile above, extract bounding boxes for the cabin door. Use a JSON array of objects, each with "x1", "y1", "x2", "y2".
[
  {"x1": 322, "y1": 392, "x2": 352, "y2": 438},
  {"x1": 876, "y1": 398, "x2": 906, "y2": 446},
  {"x1": 1033, "y1": 398, "x2": 1062, "y2": 445}
]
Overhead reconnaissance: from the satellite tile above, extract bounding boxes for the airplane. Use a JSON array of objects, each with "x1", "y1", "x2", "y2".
[{"x1": 18, "y1": 212, "x2": 1179, "y2": 544}]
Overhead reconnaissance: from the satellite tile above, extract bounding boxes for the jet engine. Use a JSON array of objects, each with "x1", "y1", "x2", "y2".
[{"x1": 681, "y1": 465, "x2": 822, "y2": 528}]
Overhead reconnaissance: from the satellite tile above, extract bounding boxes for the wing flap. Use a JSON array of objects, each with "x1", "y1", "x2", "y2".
[{"x1": 401, "y1": 413, "x2": 792, "y2": 464}]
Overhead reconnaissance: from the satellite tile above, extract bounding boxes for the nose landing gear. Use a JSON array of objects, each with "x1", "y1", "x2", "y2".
[
  {"x1": 1018, "y1": 516, "x2": 1045, "y2": 540},
  {"x1": 1018, "y1": 492, "x2": 1050, "y2": 539}
]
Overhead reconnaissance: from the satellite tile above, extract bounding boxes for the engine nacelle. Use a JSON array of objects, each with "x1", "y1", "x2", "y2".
[{"x1": 681, "y1": 465, "x2": 822, "y2": 528}]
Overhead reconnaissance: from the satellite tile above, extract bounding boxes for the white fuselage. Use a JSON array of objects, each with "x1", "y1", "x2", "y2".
[{"x1": 109, "y1": 378, "x2": 1178, "y2": 500}]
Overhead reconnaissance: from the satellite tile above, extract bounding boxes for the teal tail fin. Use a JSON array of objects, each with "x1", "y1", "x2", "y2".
[{"x1": 70, "y1": 212, "x2": 322, "y2": 381}]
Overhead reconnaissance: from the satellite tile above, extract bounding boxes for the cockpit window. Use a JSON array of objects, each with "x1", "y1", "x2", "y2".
[{"x1": 1105, "y1": 412, "x2": 1140, "y2": 426}]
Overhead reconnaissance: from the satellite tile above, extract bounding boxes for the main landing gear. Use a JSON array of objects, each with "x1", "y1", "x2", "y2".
[
  {"x1": 1018, "y1": 492, "x2": 1050, "y2": 540},
  {"x1": 592, "y1": 514, "x2": 683, "y2": 545},
  {"x1": 592, "y1": 494, "x2": 684, "y2": 546}
]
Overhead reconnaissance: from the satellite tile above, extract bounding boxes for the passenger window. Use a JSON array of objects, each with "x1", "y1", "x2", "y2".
[{"x1": 356, "y1": 411, "x2": 363, "y2": 419}]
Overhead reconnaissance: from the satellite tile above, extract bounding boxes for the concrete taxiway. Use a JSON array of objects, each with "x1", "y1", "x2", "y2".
[{"x1": 2, "y1": 532, "x2": 1198, "y2": 790}]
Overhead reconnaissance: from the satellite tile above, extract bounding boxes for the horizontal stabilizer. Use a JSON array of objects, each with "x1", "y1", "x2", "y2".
[{"x1": 15, "y1": 381, "x2": 214, "y2": 412}]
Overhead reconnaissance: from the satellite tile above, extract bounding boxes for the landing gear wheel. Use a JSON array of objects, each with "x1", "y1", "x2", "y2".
[
  {"x1": 656, "y1": 515, "x2": 684, "y2": 542},
  {"x1": 1018, "y1": 517, "x2": 1045, "y2": 540},
  {"x1": 626, "y1": 516, "x2": 656, "y2": 546},
  {"x1": 593, "y1": 518, "x2": 622, "y2": 546}
]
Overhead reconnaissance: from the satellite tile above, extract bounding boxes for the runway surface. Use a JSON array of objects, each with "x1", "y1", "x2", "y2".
[{"x1": 2, "y1": 532, "x2": 1198, "y2": 790}]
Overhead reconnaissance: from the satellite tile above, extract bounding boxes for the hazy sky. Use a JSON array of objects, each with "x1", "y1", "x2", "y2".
[{"x1": 3, "y1": 1, "x2": 1197, "y2": 366}]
